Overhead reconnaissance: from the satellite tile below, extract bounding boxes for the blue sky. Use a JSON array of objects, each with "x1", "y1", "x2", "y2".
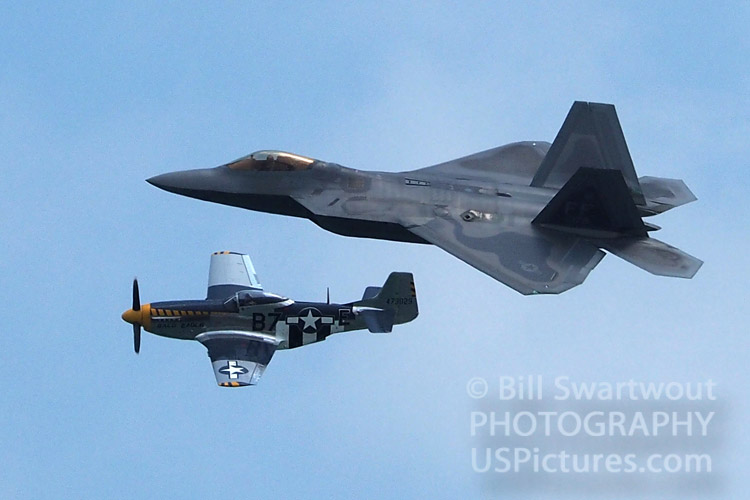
[{"x1": 1, "y1": 2, "x2": 748, "y2": 499}]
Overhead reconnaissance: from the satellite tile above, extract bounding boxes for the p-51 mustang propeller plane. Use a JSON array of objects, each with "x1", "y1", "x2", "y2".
[
  {"x1": 149, "y1": 101, "x2": 702, "y2": 295},
  {"x1": 121, "y1": 251, "x2": 418, "y2": 386}
]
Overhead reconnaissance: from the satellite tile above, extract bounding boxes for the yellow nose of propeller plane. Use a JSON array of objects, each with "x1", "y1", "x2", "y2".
[
  {"x1": 121, "y1": 303, "x2": 151, "y2": 330},
  {"x1": 121, "y1": 308, "x2": 139, "y2": 324}
]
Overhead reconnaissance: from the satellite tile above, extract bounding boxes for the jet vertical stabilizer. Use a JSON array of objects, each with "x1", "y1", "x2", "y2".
[
  {"x1": 148, "y1": 101, "x2": 702, "y2": 294},
  {"x1": 532, "y1": 101, "x2": 645, "y2": 206},
  {"x1": 532, "y1": 167, "x2": 648, "y2": 238},
  {"x1": 531, "y1": 101, "x2": 702, "y2": 279}
]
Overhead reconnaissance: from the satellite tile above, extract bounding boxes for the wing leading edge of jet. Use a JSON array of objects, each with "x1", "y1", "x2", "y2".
[{"x1": 409, "y1": 141, "x2": 551, "y2": 185}]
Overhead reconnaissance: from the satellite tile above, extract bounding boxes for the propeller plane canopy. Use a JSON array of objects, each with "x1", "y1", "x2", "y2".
[{"x1": 121, "y1": 252, "x2": 418, "y2": 386}]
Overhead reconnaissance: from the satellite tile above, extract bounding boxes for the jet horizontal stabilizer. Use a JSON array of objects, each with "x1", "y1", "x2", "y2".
[
  {"x1": 638, "y1": 176, "x2": 698, "y2": 216},
  {"x1": 147, "y1": 101, "x2": 701, "y2": 295},
  {"x1": 599, "y1": 237, "x2": 703, "y2": 278}
]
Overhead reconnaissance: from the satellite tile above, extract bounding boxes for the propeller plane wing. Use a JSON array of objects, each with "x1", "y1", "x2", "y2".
[{"x1": 122, "y1": 252, "x2": 417, "y2": 386}]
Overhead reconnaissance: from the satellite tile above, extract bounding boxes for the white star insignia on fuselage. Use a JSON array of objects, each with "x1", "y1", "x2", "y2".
[
  {"x1": 286, "y1": 308, "x2": 334, "y2": 334},
  {"x1": 299, "y1": 310, "x2": 319, "y2": 331}
]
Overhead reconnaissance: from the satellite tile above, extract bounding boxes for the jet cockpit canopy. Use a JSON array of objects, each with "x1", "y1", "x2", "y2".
[{"x1": 226, "y1": 150, "x2": 315, "y2": 172}]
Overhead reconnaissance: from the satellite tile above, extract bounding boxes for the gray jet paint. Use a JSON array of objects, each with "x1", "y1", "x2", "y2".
[{"x1": 148, "y1": 102, "x2": 702, "y2": 295}]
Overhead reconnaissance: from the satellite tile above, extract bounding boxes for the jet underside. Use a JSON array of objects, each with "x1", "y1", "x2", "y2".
[{"x1": 148, "y1": 102, "x2": 702, "y2": 295}]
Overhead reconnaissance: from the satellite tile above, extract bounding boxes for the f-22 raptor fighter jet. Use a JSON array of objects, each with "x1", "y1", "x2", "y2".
[
  {"x1": 121, "y1": 251, "x2": 418, "y2": 386},
  {"x1": 149, "y1": 102, "x2": 702, "y2": 295}
]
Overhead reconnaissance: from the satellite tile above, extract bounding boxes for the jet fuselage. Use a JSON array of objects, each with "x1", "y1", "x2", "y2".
[
  {"x1": 148, "y1": 159, "x2": 554, "y2": 244},
  {"x1": 146, "y1": 103, "x2": 702, "y2": 295}
]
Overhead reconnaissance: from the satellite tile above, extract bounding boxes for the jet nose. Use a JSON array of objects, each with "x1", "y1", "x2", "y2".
[{"x1": 147, "y1": 167, "x2": 223, "y2": 195}]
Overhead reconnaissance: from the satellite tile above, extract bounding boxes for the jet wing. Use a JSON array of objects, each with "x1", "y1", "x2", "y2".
[
  {"x1": 406, "y1": 141, "x2": 550, "y2": 184},
  {"x1": 207, "y1": 251, "x2": 262, "y2": 299},
  {"x1": 196, "y1": 331, "x2": 279, "y2": 386},
  {"x1": 402, "y1": 213, "x2": 605, "y2": 295}
]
